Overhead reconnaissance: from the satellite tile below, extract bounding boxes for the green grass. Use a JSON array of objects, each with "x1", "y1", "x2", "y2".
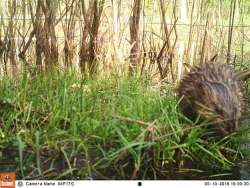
[{"x1": 0, "y1": 68, "x2": 247, "y2": 180}]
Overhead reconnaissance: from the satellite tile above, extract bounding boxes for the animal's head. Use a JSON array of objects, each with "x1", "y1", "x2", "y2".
[
  {"x1": 198, "y1": 68, "x2": 250, "y2": 135},
  {"x1": 196, "y1": 80, "x2": 241, "y2": 134}
]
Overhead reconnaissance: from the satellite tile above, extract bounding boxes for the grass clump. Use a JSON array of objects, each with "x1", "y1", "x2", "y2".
[{"x1": 0, "y1": 69, "x2": 246, "y2": 180}]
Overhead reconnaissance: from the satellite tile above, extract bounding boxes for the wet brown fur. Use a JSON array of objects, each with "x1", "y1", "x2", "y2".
[{"x1": 177, "y1": 56, "x2": 250, "y2": 134}]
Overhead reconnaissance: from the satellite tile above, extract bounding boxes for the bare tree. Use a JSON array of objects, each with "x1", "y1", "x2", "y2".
[
  {"x1": 7, "y1": 0, "x2": 17, "y2": 74},
  {"x1": 62, "y1": 0, "x2": 76, "y2": 68},
  {"x1": 79, "y1": 0, "x2": 104, "y2": 75},
  {"x1": 42, "y1": 0, "x2": 59, "y2": 69},
  {"x1": 157, "y1": 0, "x2": 178, "y2": 81},
  {"x1": 25, "y1": 0, "x2": 58, "y2": 70},
  {"x1": 129, "y1": 0, "x2": 141, "y2": 75},
  {"x1": 88, "y1": 0, "x2": 105, "y2": 75},
  {"x1": 33, "y1": 0, "x2": 44, "y2": 69},
  {"x1": 79, "y1": 0, "x2": 92, "y2": 73}
]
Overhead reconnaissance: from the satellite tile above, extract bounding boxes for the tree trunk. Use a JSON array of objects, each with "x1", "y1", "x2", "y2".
[
  {"x1": 8, "y1": 0, "x2": 17, "y2": 75},
  {"x1": 63, "y1": 0, "x2": 76, "y2": 68},
  {"x1": 88, "y1": 0, "x2": 104, "y2": 75},
  {"x1": 79, "y1": 0, "x2": 104, "y2": 76},
  {"x1": 129, "y1": 0, "x2": 141, "y2": 75},
  {"x1": 43, "y1": 0, "x2": 59, "y2": 69},
  {"x1": 79, "y1": 0, "x2": 91, "y2": 73},
  {"x1": 34, "y1": 0, "x2": 44, "y2": 70}
]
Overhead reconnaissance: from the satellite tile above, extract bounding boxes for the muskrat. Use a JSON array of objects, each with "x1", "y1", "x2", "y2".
[{"x1": 177, "y1": 55, "x2": 250, "y2": 135}]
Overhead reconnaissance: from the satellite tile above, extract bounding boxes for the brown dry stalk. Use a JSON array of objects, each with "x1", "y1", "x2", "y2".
[
  {"x1": 200, "y1": 14, "x2": 209, "y2": 64},
  {"x1": 112, "y1": 115, "x2": 157, "y2": 141},
  {"x1": 112, "y1": 114, "x2": 244, "y2": 142},
  {"x1": 112, "y1": 115, "x2": 156, "y2": 164},
  {"x1": 92, "y1": 166, "x2": 111, "y2": 180},
  {"x1": 112, "y1": 115, "x2": 204, "y2": 140},
  {"x1": 111, "y1": 113, "x2": 242, "y2": 166},
  {"x1": 112, "y1": 114, "x2": 152, "y2": 128},
  {"x1": 154, "y1": 123, "x2": 207, "y2": 141},
  {"x1": 227, "y1": 0, "x2": 237, "y2": 64}
]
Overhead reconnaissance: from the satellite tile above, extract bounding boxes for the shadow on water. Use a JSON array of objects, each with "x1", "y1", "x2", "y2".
[
  {"x1": 230, "y1": 119, "x2": 250, "y2": 180},
  {"x1": 232, "y1": 160, "x2": 250, "y2": 180},
  {"x1": 231, "y1": 138, "x2": 250, "y2": 180}
]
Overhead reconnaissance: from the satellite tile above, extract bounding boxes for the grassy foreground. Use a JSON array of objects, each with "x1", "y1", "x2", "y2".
[{"x1": 0, "y1": 69, "x2": 247, "y2": 180}]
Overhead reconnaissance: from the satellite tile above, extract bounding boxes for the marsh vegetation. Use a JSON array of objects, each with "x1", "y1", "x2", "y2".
[{"x1": 0, "y1": 0, "x2": 250, "y2": 179}]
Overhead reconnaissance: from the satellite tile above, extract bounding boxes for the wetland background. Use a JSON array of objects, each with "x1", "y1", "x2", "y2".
[{"x1": 0, "y1": 0, "x2": 250, "y2": 180}]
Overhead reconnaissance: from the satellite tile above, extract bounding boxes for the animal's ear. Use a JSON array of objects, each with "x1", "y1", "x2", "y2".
[
  {"x1": 236, "y1": 70, "x2": 250, "y2": 81},
  {"x1": 209, "y1": 54, "x2": 218, "y2": 63}
]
